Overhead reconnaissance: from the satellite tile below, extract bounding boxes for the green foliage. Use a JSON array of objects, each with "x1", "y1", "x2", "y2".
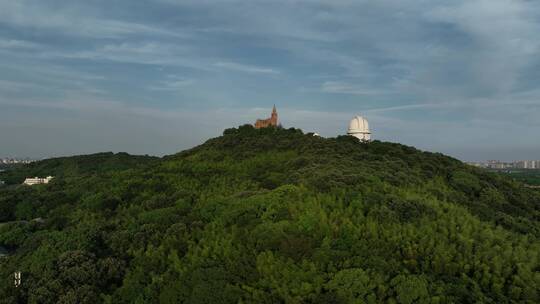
[
  {"x1": 0, "y1": 152, "x2": 157, "y2": 185},
  {"x1": 498, "y1": 169, "x2": 540, "y2": 186},
  {"x1": 1, "y1": 127, "x2": 539, "y2": 303}
]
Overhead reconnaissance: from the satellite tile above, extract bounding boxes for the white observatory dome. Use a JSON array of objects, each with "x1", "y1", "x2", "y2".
[{"x1": 347, "y1": 116, "x2": 371, "y2": 141}]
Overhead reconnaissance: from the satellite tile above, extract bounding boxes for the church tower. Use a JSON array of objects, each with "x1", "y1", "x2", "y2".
[{"x1": 270, "y1": 104, "x2": 278, "y2": 125}]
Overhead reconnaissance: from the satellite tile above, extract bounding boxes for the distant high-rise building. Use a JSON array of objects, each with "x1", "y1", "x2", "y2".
[
  {"x1": 476, "y1": 160, "x2": 540, "y2": 170},
  {"x1": 516, "y1": 160, "x2": 538, "y2": 169},
  {"x1": 254, "y1": 105, "x2": 278, "y2": 128}
]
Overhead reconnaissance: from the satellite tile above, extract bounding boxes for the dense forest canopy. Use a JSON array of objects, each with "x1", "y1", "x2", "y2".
[
  {"x1": 0, "y1": 152, "x2": 158, "y2": 185},
  {"x1": 497, "y1": 169, "x2": 540, "y2": 187},
  {"x1": 1, "y1": 126, "x2": 539, "y2": 303}
]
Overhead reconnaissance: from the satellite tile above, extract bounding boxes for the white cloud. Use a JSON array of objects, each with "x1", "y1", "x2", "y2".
[
  {"x1": 148, "y1": 77, "x2": 194, "y2": 91},
  {"x1": 363, "y1": 103, "x2": 444, "y2": 113},
  {"x1": 0, "y1": 38, "x2": 39, "y2": 49},
  {"x1": 40, "y1": 42, "x2": 217, "y2": 72},
  {"x1": 424, "y1": 0, "x2": 540, "y2": 94},
  {"x1": 320, "y1": 81, "x2": 381, "y2": 95},
  {"x1": 214, "y1": 62, "x2": 280, "y2": 74},
  {"x1": 0, "y1": 1, "x2": 185, "y2": 39},
  {"x1": 0, "y1": 79, "x2": 45, "y2": 91}
]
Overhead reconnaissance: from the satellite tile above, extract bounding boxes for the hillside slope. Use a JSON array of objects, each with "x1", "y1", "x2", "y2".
[
  {"x1": 0, "y1": 152, "x2": 158, "y2": 185},
  {"x1": 1, "y1": 126, "x2": 539, "y2": 303}
]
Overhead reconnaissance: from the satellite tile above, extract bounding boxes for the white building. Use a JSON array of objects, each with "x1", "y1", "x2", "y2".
[
  {"x1": 14, "y1": 272, "x2": 21, "y2": 287},
  {"x1": 347, "y1": 116, "x2": 371, "y2": 141},
  {"x1": 23, "y1": 176, "x2": 54, "y2": 186},
  {"x1": 516, "y1": 160, "x2": 540, "y2": 169}
]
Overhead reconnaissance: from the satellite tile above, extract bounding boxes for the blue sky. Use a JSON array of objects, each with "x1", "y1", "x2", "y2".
[{"x1": 1, "y1": 0, "x2": 539, "y2": 161}]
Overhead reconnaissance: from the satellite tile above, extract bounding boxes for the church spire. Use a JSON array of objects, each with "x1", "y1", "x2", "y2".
[{"x1": 271, "y1": 104, "x2": 278, "y2": 126}]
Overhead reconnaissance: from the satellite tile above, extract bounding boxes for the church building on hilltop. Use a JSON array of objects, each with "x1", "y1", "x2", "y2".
[{"x1": 254, "y1": 105, "x2": 278, "y2": 128}]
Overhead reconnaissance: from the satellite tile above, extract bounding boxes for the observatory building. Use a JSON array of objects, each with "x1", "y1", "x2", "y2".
[{"x1": 347, "y1": 116, "x2": 371, "y2": 141}]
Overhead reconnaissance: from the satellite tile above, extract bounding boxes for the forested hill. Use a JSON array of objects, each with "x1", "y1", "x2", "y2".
[
  {"x1": 0, "y1": 152, "x2": 158, "y2": 185},
  {"x1": 0, "y1": 126, "x2": 539, "y2": 303}
]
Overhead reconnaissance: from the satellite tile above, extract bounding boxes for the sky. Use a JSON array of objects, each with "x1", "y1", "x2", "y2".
[{"x1": 0, "y1": 0, "x2": 539, "y2": 161}]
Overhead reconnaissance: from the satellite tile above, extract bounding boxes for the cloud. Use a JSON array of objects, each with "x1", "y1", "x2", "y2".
[
  {"x1": 0, "y1": 38, "x2": 39, "y2": 49},
  {"x1": 214, "y1": 62, "x2": 279, "y2": 74},
  {"x1": 320, "y1": 81, "x2": 382, "y2": 95},
  {"x1": 0, "y1": 79, "x2": 46, "y2": 91},
  {"x1": 49, "y1": 42, "x2": 194, "y2": 66},
  {"x1": 148, "y1": 76, "x2": 194, "y2": 91},
  {"x1": 363, "y1": 103, "x2": 444, "y2": 113},
  {"x1": 0, "y1": 1, "x2": 185, "y2": 39},
  {"x1": 423, "y1": 0, "x2": 540, "y2": 95},
  {"x1": 1, "y1": 0, "x2": 540, "y2": 160}
]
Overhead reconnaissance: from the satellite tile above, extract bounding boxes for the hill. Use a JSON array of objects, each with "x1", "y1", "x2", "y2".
[
  {"x1": 0, "y1": 126, "x2": 539, "y2": 303},
  {"x1": 0, "y1": 152, "x2": 158, "y2": 185}
]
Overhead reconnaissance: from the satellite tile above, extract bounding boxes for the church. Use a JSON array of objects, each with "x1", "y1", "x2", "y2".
[{"x1": 254, "y1": 105, "x2": 278, "y2": 128}]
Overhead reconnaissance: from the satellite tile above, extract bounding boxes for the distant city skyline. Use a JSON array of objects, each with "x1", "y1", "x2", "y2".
[
  {"x1": 0, "y1": 157, "x2": 36, "y2": 164},
  {"x1": 1, "y1": 1, "x2": 540, "y2": 160},
  {"x1": 468, "y1": 160, "x2": 540, "y2": 170}
]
